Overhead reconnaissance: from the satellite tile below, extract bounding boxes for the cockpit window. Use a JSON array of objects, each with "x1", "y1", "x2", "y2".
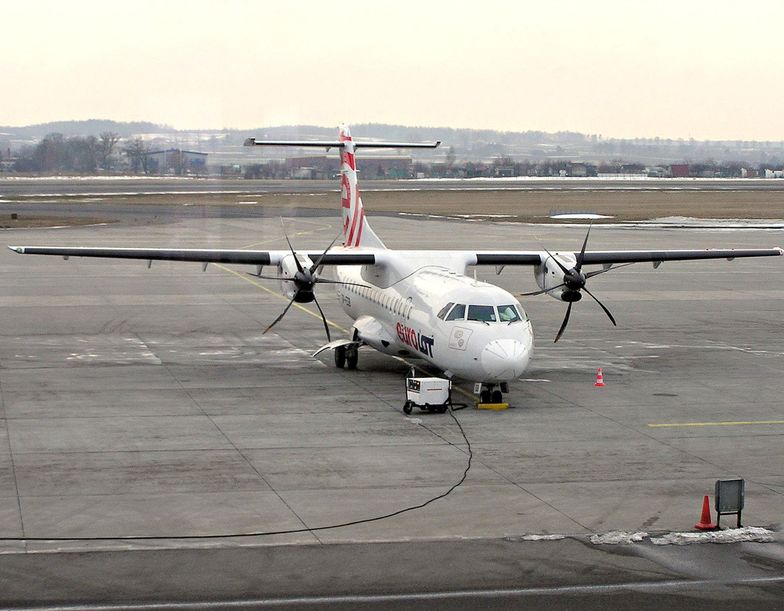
[
  {"x1": 498, "y1": 304, "x2": 521, "y2": 323},
  {"x1": 445, "y1": 303, "x2": 466, "y2": 321},
  {"x1": 437, "y1": 302, "x2": 454, "y2": 320},
  {"x1": 467, "y1": 305, "x2": 496, "y2": 322}
]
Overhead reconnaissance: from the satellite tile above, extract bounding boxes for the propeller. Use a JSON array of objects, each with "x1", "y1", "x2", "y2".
[
  {"x1": 253, "y1": 223, "x2": 369, "y2": 341},
  {"x1": 522, "y1": 224, "x2": 629, "y2": 342}
]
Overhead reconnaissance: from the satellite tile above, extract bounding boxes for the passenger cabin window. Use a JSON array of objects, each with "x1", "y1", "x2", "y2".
[
  {"x1": 467, "y1": 305, "x2": 496, "y2": 322},
  {"x1": 437, "y1": 302, "x2": 454, "y2": 320},
  {"x1": 498, "y1": 304, "x2": 521, "y2": 323},
  {"x1": 445, "y1": 303, "x2": 466, "y2": 321}
]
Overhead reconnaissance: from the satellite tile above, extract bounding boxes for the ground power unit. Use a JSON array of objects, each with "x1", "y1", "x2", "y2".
[{"x1": 403, "y1": 376, "x2": 452, "y2": 414}]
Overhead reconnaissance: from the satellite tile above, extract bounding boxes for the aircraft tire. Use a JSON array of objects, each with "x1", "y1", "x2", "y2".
[
  {"x1": 334, "y1": 346, "x2": 346, "y2": 368},
  {"x1": 346, "y1": 346, "x2": 359, "y2": 370},
  {"x1": 480, "y1": 389, "x2": 491, "y2": 403},
  {"x1": 491, "y1": 390, "x2": 503, "y2": 403}
]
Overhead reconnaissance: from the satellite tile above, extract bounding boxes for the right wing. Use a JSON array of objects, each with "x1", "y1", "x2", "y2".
[
  {"x1": 7, "y1": 246, "x2": 376, "y2": 266},
  {"x1": 470, "y1": 248, "x2": 783, "y2": 267}
]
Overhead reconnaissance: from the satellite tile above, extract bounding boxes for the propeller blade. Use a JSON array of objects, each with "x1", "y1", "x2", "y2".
[
  {"x1": 521, "y1": 282, "x2": 566, "y2": 297},
  {"x1": 310, "y1": 230, "x2": 343, "y2": 274},
  {"x1": 583, "y1": 287, "x2": 617, "y2": 326},
  {"x1": 554, "y1": 302, "x2": 573, "y2": 343},
  {"x1": 576, "y1": 223, "x2": 592, "y2": 271},
  {"x1": 280, "y1": 220, "x2": 304, "y2": 274},
  {"x1": 263, "y1": 293, "x2": 298, "y2": 335},
  {"x1": 584, "y1": 262, "x2": 635, "y2": 279},
  {"x1": 311, "y1": 293, "x2": 332, "y2": 342}
]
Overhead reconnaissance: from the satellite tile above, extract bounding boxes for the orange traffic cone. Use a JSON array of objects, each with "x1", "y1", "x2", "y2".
[
  {"x1": 695, "y1": 495, "x2": 717, "y2": 531},
  {"x1": 594, "y1": 368, "x2": 605, "y2": 387}
]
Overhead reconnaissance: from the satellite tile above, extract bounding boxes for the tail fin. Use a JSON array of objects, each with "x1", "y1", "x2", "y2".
[
  {"x1": 244, "y1": 126, "x2": 440, "y2": 249},
  {"x1": 338, "y1": 126, "x2": 384, "y2": 249}
]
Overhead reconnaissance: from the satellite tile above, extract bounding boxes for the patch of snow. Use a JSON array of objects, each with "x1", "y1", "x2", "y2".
[
  {"x1": 519, "y1": 534, "x2": 567, "y2": 541},
  {"x1": 550, "y1": 213, "x2": 615, "y2": 220},
  {"x1": 453, "y1": 214, "x2": 516, "y2": 218},
  {"x1": 651, "y1": 527, "x2": 774, "y2": 545},
  {"x1": 590, "y1": 531, "x2": 648, "y2": 545}
]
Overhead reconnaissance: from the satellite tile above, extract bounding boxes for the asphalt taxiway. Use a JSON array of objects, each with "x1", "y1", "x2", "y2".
[{"x1": 0, "y1": 207, "x2": 782, "y2": 607}]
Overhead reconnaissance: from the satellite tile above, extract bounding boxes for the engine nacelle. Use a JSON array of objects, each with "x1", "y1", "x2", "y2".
[
  {"x1": 278, "y1": 253, "x2": 315, "y2": 302},
  {"x1": 533, "y1": 252, "x2": 579, "y2": 302}
]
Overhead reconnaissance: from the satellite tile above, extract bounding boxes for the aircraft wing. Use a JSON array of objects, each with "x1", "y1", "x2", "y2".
[
  {"x1": 472, "y1": 248, "x2": 783, "y2": 266},
  {"x1": 7, "y1": 246, "x2": 376, "y2": 266}
]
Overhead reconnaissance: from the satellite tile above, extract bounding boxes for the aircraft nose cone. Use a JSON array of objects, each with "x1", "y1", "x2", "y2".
[{"x1": 481, "y1": 339, "x2": 530, "y2": 381}]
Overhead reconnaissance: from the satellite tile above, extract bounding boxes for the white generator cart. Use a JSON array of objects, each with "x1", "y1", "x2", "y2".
[{"x1": 403, "y1": 376, "x2": 452, "y2": 414}]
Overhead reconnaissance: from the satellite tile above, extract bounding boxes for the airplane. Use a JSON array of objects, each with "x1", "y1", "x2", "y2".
[{"x1": 8, "y1": 126, "x2": 782, "y2": 405}]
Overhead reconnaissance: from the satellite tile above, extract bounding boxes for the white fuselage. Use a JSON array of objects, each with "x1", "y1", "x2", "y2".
[{"x1": 334, "y1": 250, "x2": 534, "y2": 384}]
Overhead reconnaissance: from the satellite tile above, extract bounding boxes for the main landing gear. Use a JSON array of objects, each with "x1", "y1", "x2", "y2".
[{"x1": 334, "y1": 344, "x2": 359, "y2": 370}]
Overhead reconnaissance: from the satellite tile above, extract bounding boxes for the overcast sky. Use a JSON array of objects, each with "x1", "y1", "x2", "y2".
[{"x1": 3, "y1": 0, "x2": 783, "y2": 140}]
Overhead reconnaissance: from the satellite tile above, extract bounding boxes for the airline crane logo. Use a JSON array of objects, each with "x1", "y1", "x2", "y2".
[
  {"x1": 448, "y1": 326, "x2": 472, "y2": 351},
  {"x1": 396, "y1": 323, "x2": 435, "y2": 357}
]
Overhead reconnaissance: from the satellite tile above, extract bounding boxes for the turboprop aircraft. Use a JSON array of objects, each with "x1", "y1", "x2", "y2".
[{"x1": 8, "y1": 126, "x2": 782, "y2": 403}]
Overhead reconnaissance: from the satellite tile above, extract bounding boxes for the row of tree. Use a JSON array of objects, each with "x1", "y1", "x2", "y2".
[{"x1": 11, "y1": 133, "x2": 155, "y2": 173}]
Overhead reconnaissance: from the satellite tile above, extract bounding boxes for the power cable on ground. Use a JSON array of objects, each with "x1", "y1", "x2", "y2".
[{"x1": 0, "y1": 408, "x2": 472, "y2": 543}]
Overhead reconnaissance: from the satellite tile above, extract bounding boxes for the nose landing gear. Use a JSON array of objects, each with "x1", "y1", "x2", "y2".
[{"x1": 478, "y1": 382, "x2": 509, "y2": 408}]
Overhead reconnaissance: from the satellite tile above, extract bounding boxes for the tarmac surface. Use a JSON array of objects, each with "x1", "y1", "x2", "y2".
[{"x1": 0, "y1": 202, "x2": 782, "y2": 607}]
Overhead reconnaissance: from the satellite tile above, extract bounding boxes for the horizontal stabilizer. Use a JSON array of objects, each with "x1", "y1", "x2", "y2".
[{"x1": 244, "y1": 138, "x2": 439, "y2": 149}]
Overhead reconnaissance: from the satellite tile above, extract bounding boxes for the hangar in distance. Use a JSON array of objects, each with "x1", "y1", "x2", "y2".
[{"x1": 9, "y1": 126, "x2": 782, "y2": 403}]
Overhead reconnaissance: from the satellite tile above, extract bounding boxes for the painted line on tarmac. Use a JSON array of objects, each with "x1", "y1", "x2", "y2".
[
  {"x1": 239, "y1": 218, "x2": 335, "y2": 249},
  {"x1": 648, "y1": 420, "x2": 784, "y2": 428},
  {"x1": 213, "y1": 264, "x2": 348, "y2": 334}
]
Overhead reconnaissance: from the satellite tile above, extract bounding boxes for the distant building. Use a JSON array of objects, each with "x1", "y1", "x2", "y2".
[
  {"x1": 357, "y1": 157, "x2": 412, "y2": 179},
  {"x1": 494, "y1": 166, "x2": 515, "y2": 177},
  {"x1": 670, "y1": 163, "x2": 690, "y2": 178},
  {"x1": 569, "y1": 163, "x2": 588, "y2": 177},
  {"x1": 143, "y1": 149, "x2": 207, "y2": 175},
  {"x1": 285, "y1": 156, "x2": 333, "y2": 179}
]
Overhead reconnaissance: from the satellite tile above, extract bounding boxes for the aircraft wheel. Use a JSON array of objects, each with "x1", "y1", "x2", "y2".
[
  {"x1": 480, "y1": 389, "x2": 491, "y2": 403},
  {"x1": 403, "y1": 401, "x2": 413, "y2": 415},
  {"x1": 491, "y1": 390, "x2": 503, "y2": 403},
  {"x1": 346, "y1": 346, "x2": 359, "y2": 370},
  {"x1": 334, "y1": 346, "x2": 346, "y2": 369}
]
